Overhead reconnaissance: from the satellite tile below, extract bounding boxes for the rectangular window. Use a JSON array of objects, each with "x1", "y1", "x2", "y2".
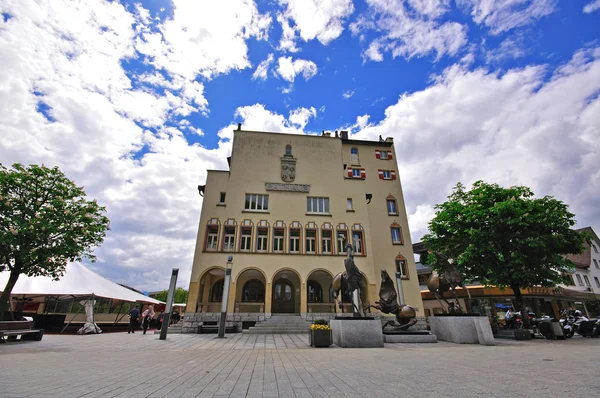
[
  {"x1": 337, "y1": 230, "x2": 348, "y2": 254},
  {"x1": 256, "y1": 228, "x2": 268, "y2": 252},
  {"x1": 273, "y1": 229, "x2": 284, "y2": 253},
  {"x1": 240, "y1": 227, "x2": 252, "y2": 252},
  {"x1": 396, "y1": 259, "x2": 409, "y2": 279},
  {"x1": 387, "y1": 199, "x2": 397, "y2": 215},
  {"x1": 380, "y1": 151, "x2": 388, "y2": 159},
  {"x1": 347, "y1": 198, "x2": 353, "y2": 211},
  {"x1": 576, "y1": 274, "x2": 583, "y2": 286},
  {"x1": 593, "y1": 244, "x2": 599, "y2": 254},
  {"x1": 306, "y1": 230, "x2": 316, "y2": 254},
  {"x1": 289, "y1": 229, "x2": 300, "y2": 253},
  {"x1": 307, "y1": 197, "x2": 330, "y2": 214},
  {"x1": 391, "y1": 227, "x2": 402, "y2": 244},
  {"x1": 322, "y1": 230, "x2": 332, "y2": 254},
  {"x1": 352, "y1": 168, "x2": 361, "y2": 178},
  {"x1": 206, "y1": 226, "x2": 218, "y2": 251},
  {"x1": 382, "y1": 170, "x2": 391, "y2": 179},
  {"x1": 219, "y1": 192, "x2": 226, "y2": 203},
  {"x1": 595, "y1": 277, "x2": 600, "y2": 288},
  {"x1": 352, "y1": 231, "x2": 363, "y2": 255},
  {"x1": 583, "y1": 275, "x2": 591, "y2": 287},
  {"x1": 594, "y1": 259, "x2": 599, "y2": 269},
  {"x1": 223, "y1": 227, "x2": 235, "y2": 251},
  {"x1": 245, "y1": 194, "x2": 269, "y2": 211}
]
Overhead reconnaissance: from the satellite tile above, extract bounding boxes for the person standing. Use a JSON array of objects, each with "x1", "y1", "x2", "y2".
[
  {"x1": 141, "y1": 305, "x2": 155, "y2": 335},
  {"x1": 128, "y1": 306, "x2": 140, "y2": 334}
]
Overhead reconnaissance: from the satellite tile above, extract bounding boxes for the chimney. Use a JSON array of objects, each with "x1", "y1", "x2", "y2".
[
  {"x1": 340, "y1": 130, "x2": 349, "y2": 140},
  {"x1": 237, "y1": 123, "x2": 242, "y2": 131},
  {"x1": 335, "y1": 131, "x2": 339, "y2": 138},
  {"x1": 385, "y1": 137, "x2": 394, "y2": 143}
]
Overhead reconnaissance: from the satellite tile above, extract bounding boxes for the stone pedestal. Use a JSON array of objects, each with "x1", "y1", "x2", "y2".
[
  {"x1": 383, "y1": 331, "x2": 437, "y2": 343},
  {"x1": 330, "y1": 319, "x2": 384, "y2": 348},
  {"x1": 429, "y1": 316, "x2": 495, "y2": 345}
]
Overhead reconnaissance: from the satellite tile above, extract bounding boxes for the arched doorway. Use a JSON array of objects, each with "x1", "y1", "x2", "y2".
[
  {"x1": 307, "y1": 270, "x2": 334, "y2": 313},
  {"x1": 271, "y1": 269, "x2": 301, "y2": 314},
  {"x1": 197, "y1": 267, "x2": 225, "y2": 313},
  {"x1": 234, "y1": 269, "x2": 266, "y2": 313},
  {"x1": 272, "y1": 279, "x2": 294, "y2": 313}
]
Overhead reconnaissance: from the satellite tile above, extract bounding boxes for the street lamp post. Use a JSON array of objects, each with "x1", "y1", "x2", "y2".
[
  {"x1": 395, "y1": 260, "x2": 406, "y2": 306},
  {"x1": 218, "y1": 256, "x2": 233, "y2": 338}
]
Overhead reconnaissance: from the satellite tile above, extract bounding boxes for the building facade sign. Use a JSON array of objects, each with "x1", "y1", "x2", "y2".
[{"x1": 265, "y1": 182, "x2": 310, "y2": 192}]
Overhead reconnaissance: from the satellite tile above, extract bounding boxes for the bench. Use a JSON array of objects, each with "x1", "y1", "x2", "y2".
[
  {"x1": 198, "y1": 323, "x2": 238, "y2": 334},
  {"x1": 0, "y1": 320, "x2": 44, "y2": 343}
]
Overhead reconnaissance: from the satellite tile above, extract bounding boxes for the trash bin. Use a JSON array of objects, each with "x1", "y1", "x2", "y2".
[
  {"x1": 550, "y1": 319, "x2": 565, "y2": 340},
  {"x1": 538, "y1": 319, "x2": 564, "y2": 340}
]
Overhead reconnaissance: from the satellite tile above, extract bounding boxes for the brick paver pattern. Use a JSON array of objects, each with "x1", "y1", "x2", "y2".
[{"x1": 1, "y1": 332, "x2": 599, "y2": 397}]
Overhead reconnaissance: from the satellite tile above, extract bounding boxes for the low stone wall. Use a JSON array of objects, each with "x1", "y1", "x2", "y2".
[
  {"x1": 182, "y1": 312, "x2": 428, "y2": 334},
  {"x1": 182, "y1": 313, "x2": 266, "y2": 334}
]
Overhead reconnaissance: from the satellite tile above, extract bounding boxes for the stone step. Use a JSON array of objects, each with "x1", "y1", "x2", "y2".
[
  {"x1": 243, "y1": 329, "x2": 310, "y2": 334},
  {"x1": 252, "y1": 323, "x2": 310, "y2": 328}
]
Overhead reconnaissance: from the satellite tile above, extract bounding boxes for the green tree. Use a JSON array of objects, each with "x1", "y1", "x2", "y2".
[
  {"x1": 154, "y1": 287, "x2": 188, "y2": 304},
  {"x1": 422, "y1": 181, "x2": 587, "y2": 327},
  {"x1": 0, "y1": 164, "x2": 110, "y2": 316}
]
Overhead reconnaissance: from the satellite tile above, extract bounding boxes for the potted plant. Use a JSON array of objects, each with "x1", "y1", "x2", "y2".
[{"x1": 309, "y1": 319, "x2": 332, "y2": 348}]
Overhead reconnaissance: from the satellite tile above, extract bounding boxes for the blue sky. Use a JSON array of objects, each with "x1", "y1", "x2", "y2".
[{"x1": 1, "y1": 0, "x2": 599, "y2": 291}]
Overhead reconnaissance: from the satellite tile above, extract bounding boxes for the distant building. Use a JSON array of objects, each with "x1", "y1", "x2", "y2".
[
  {"x1": 184, "y1": 128, "x2": 423, "y2": 329},
  {"x1": 413, "y1": 228, "x2": 600, "y2": 319}
]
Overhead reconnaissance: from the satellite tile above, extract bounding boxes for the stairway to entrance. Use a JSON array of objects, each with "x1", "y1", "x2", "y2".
[{"x1": 242, "y1": 314, "x2": 311, "y2": 334}]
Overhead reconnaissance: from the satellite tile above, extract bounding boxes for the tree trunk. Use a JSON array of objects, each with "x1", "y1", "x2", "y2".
[
  {"x1": 0, "y1": 269, "x2": 21, "y2": 319},
  {"x1": 511, "y1": 283, "x2": 529, "y2": 329}
]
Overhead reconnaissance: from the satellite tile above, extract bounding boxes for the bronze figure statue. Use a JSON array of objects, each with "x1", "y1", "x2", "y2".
[
  {"x1": 425, "y1": 252, "x2": 470, "y2": 313},
  {"x1": 365, "y1": 270, "x2": 417, "y2": 330},
  {"x1": 331, "y1": 243, "x2": 367, "y2": 317}
]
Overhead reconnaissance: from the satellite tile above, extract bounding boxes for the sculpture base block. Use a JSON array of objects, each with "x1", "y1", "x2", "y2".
[
  {"x1": 383, "y1": 331, "x2": 437, "y2": 343},
  {"x1": 330, "y1": 319, "x2": 384, "y2": 348},
  {"x1": 429, "y1": 316, "x2": 495, "y2": 345}
]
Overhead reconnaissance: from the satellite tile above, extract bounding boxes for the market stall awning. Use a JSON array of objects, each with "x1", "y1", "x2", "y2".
[{"x1": 0, "y1": 263, "x2": 162, "y2": 304}]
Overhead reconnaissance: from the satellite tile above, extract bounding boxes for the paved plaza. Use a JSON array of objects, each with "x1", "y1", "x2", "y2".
[{"x1": 1, "y1": 332, "x2": 599, "y2": 398}]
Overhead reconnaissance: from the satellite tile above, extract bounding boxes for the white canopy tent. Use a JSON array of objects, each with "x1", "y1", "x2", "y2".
[{"x1": 0, "y1": 262, "x2": 162, "y2": 304}]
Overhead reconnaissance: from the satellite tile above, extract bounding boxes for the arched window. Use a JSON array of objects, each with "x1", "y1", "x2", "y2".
[
  {"x1": 242, "y1": 279, "x2": 265, "y2": 302},
  {"x1": 285, "y1": 145, "x2": 292, "y2": 156},
  {"x1": 210, "y1": 279, "x2": 224, "y2": 302},
  {"x1": 350, "y1": 147, "x2": 359, "y2": 165},
  {"x1": 307, "y1": 280, "x2": 323, "y2": 303}
]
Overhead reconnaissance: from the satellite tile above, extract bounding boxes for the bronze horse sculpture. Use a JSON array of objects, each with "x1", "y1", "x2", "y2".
[
  {"x1": 424, "y1": 252, "x2": 470, "y2": 313},
  {"x1": 365, "y1": 270, "x2": 417, "y2": 330},
  {"x1": 331, "y1": 244, "x2": 368, "y2": 316}
]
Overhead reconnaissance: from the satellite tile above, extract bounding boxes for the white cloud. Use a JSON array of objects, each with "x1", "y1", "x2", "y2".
[
  {"x1": 252, "y1": 53, "x2": 275, "y2": 80},
  {"x1": 276, "y1": 0, "x2": 354, "y2": 51},
  {"x1": 583, "y1": 0, "x2": 600, "y2": 13},
  {"x1": 354, "y1": 47, "x2": 600, "y2": 241},
  {"x1": 352, "y1": 0, "x2": 468, "y2": 61},
  {"x1": 485, "y1": 36, "x2": 526, "y2": 63},
  {"x1": 289, "y1": 107, "x2": 317, "y2": 128},
  {"x1": 0, "y1": 0, "x2": 244, "y2": 291},
  {"x1": 217, "y1": 104, "x2": 314, "y2": 142},
  {"x1": 342, "y1": 89, "x2": 355, "y2": 99},
  {"x1": 135, "y1": 0, "x2": 271, "y2": 80},
  {"x1": 276, "y1": 56, "x2": 318, "y2": 82},
  {"x1": 458, "y1": 0, "x2": 557, "y2": 34}
]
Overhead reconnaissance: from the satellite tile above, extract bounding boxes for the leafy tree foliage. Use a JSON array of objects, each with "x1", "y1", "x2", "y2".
[
  {"x1": 422, "y1": 181, "x2": 587, "y2": 327},
  {"x1": 0, "y1": 164, "x2": 110, "y2": 315},
  {"x1": 154, "y1": 287, "x2": 188, "y2": 305}
]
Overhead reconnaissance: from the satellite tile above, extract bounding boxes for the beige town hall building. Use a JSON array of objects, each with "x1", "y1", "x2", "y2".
[{"x1": 184, "y1": 127, "x2": 423, "y2": 329}]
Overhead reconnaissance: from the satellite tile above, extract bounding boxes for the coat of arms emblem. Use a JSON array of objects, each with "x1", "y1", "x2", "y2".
[{"x1": 281, "y1": 145, "x2": 296, "y2": 182}]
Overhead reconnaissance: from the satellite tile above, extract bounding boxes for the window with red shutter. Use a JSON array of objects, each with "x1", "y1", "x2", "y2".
[
  {"x1": 347, "y1": 167, "x2": 353, "y2": 178},
  {"x1": 378, "y1": 169, "x2": 384, "y2": 179},
  {"x1": 375, "y1": 150, "x2": 381, "y2": 159},
  {"x1": 360, "y1": 168, "x2": 366, "y2": 178}
]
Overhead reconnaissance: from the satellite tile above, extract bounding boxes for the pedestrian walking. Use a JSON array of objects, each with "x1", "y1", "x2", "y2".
[
  {"x1": 141, "y1": 305, "x2": 155, "y2": 335},
  {"x1": 128, "y1": 306, "x2": 140, "y2": 334}
]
